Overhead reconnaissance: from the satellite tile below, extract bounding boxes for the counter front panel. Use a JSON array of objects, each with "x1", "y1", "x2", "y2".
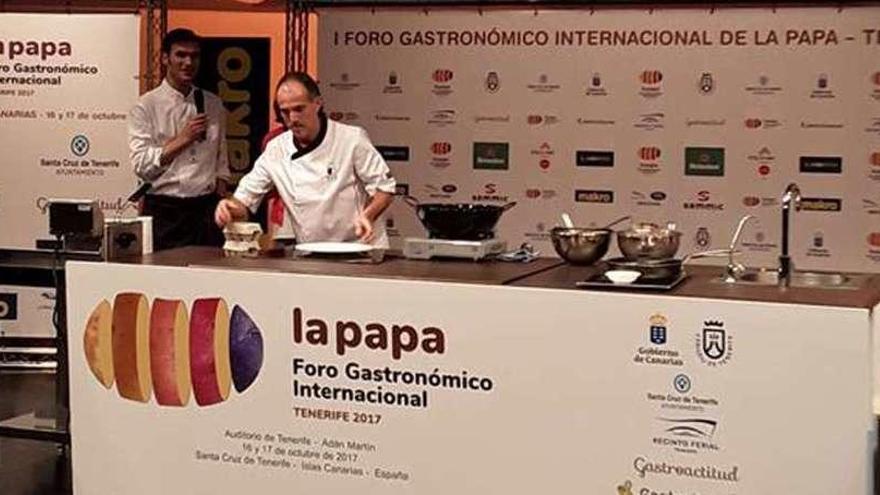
[{"x1": 66, "y1": 261, "x2": 873, "y2": 495}]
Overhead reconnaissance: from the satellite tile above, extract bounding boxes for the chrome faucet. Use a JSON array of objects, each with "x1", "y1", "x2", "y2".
[
  {"x1": 723, "y1": 214, "x2": 756, "y2": 283},
  {"x1": 779, "y1": 183, "x2": 802, "y2": 287}
]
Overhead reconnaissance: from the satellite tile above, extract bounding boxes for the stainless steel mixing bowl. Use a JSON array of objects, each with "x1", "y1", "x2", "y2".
[
  {"x1": 550, "y1": 227, "x2": 612, "y2": 265},
  {"x1": 617, "y1": 223, "x2": 681, "y2": 260}
]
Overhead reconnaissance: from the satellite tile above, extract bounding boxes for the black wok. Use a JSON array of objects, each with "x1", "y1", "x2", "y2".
[{"x1": 404, "y1": 196, "x2": 516, "y2": 240}]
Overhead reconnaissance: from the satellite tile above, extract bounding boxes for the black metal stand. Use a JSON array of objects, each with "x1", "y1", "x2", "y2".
[{"x1": 0, "y1": 248, "x2": 98, "y2": 445}]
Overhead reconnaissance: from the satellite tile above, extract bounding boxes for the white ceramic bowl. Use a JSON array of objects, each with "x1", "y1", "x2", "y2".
[{"x1": 604, "y1": 269, "x2": 642, "y2": 284}]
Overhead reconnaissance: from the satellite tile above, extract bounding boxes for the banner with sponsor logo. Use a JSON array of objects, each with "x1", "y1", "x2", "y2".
[
  {"x1": 67, "y1": 262, "x2": 873, "y2": 494},
  {"x1": 0, "y1": 14, "x2": 138, "y2": 249},
  {"x1": 196, "y1": 37, "x2": 271, "y2": 184},
  {"x1": 319, "y1": 7, "x2": 880, "y2": 272}
]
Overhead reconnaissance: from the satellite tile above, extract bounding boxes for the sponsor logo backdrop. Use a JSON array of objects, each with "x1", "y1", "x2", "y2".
[
  {"x1": 0, "y1": 14, "x2": 138, "y2": 249},
  {"x1": 319, "y1": 7, "x2": 880, "y2": 272}
]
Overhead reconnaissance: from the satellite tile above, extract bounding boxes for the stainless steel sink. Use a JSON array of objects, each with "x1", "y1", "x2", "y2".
[{"x1": 720, "y1": 269, "x2": 866, "y2": 289}]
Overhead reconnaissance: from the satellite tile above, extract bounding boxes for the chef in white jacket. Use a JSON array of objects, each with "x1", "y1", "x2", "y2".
[{"x1": 215, "y1": 72, "x2": 396, "y2": 247}]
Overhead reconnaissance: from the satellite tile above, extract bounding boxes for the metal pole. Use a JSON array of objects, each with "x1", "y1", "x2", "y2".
[
  {"x1": 287, "y1": 0, "x2": 311, "y2": 74},
  {"x1": 142, "y1": 0, "x2": 167, "y2": 91}
]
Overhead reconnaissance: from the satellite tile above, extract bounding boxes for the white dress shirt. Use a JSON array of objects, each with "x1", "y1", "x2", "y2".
[
  {"x1": 128, "y1": 79, "x2": 230, "y2": 197},
  {"x1": 234, "y1": 119, "x2": 396, "y2": 247}
]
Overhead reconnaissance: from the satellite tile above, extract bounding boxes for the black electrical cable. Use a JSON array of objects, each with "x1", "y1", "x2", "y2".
[{"x1": 51, "y1": 234, "x2": 62, "y2": 336}]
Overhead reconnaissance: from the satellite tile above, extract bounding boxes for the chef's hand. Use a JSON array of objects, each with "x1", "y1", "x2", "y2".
[
  {"x1": 215, "y1": 198, "x2": 247, "y2": 228},
  {"x1": 354, "y1": 213, "x2": 375, "y2": 243}
]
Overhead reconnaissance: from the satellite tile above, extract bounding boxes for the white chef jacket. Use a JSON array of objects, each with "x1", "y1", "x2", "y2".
[
  {"x1": 128, "y1": 79, "x2": 231, "y2": 197},
  {"x1": 234, "y1": 119, "x2": 396, "y2": 247}
]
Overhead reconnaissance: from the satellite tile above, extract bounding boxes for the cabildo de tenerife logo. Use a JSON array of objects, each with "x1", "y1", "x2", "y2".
[
  {"x1": 83, "y1": 293, "x2": 263, "y2": 407},
  {"x1": 695, "y1": 319, "x2": 732, "y2": 366}
]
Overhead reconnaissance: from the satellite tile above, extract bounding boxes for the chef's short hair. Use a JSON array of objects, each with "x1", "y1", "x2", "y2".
[
  {"x1": 162, "y1": 28, "x2": 201, "y2": 54},
  {"x1": 276, "y1": 72, "x2": 321, "y2": 100},
  {"x1": 273, "y1": 72, "x2": 323, "y2": 123}
]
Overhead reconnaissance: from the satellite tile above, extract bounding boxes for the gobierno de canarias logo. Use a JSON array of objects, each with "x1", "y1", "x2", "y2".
[{"x1": 83, "y1": 293, "x2": 263, "y2": 407}]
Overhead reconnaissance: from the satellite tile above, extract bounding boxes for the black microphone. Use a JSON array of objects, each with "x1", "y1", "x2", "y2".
[
  {"x1": 193, "y1": 88, "x2": 206, "y2": 141},
  {"x1": 127, "y1": 182, "x2": 152, "y2": 203}
]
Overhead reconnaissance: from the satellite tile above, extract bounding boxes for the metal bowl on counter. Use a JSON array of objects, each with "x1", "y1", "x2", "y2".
[
  {"x1": 617, "y1": 222, "x2": 682, "y2": 260},
  {"x1": 550, "y1": 227, "x2": 612, "y2": 265}
]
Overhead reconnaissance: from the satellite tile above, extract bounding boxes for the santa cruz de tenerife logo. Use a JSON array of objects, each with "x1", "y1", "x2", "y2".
[
  {"x1": 71, "y1": 134, "x2": 90, "y2": 157},
  {"x1": 696, "y1": 320, "x2": 732, "y2": 366}
]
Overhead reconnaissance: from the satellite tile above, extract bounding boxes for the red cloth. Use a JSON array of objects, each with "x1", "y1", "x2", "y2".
[
  {"x1": 261, "y1": 125, "x2": 285, "y2": 150},
  {"x1": 261, "y1": 125, "x2": 287, "y2": 228}
]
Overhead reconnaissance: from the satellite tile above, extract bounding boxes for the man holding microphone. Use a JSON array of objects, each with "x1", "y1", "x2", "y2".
[{"x1": 128, "y1": 28, "x2": 230, "y2": 250}]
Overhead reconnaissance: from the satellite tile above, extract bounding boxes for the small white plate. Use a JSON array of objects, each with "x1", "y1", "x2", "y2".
[
  {"x1": 294, "y1": 242, "x2": 373, "y2": 254},
  {"x1": 605, "y1": 269, "x2": 642, "y2": 284}
]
